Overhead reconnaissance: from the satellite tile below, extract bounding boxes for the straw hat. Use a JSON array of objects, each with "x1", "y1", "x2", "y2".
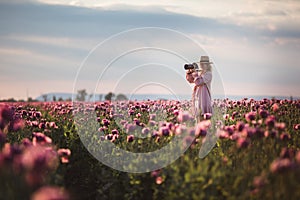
[{"x1": 198, "y1": 56, "x2": 213, "y2": 64}]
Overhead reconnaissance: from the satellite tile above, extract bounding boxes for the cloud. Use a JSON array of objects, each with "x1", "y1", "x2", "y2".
[
  {"x1": 0, "y1": 1, "x2": 251, "y2": 38},
  {"x1": 1, "y1": 1, "x2": 298, "y2": 42},
  {"x1": 264, "y1": 9, "x2": 288, "y2": 17},
  {"x1": 0, "y1": 0, "x2": 35, "y2": 4},
  {"x1": 2, "y1": 35, "x2": 93, "y2": 50},
  {"x1": 0, "y1": 47, "x2": 78, "y2": 81}
]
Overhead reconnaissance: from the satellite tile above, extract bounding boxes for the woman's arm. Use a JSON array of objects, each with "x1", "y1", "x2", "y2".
[{"x1": 193, "y1": 72, "x2": 212, "y2": 86}]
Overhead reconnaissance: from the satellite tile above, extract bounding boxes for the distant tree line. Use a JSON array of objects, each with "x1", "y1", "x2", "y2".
[
  {"x1": 0, "y1": 97, "x2": 38, "y2": 102},
  {"x1": 76, "y1": 89, "x2": 128, "y2": 101},
  {"x1": 0, "y1": 90, "x2": 128, "y2": 102}
]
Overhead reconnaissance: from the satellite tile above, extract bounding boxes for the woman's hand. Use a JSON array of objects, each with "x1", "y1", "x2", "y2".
[
  {"x1": 186, "y1": 71, "x2": 194, "y2": 83},
  {"x1": 192, "y1": 72, "x2": 199, "y2": 78}
]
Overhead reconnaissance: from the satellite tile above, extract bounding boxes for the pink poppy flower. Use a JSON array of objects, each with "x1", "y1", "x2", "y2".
[
  {"x1": 253, "y1": 176, "x2": 266, "y2": 188},
  {"x1": 203, "y1": 113, "x2": 212, "y2": 120},
  {"x1": 236, "y1": 137, "x2": 250, "y2": 148},
  {"x1": 265, "y1": 115, "x2": 276, "y2": 128},
  {"x1": 270, "y1": 158, "x2": 293, "y2": 173},
  {"x1": 101, "y1": 119, "x2": 110, "y2": 126},
  {"x1": 111, "y1": 129, "x2": 119, "y2": 135},
  {"x1": 245, "y1": 112, "x2": 256, "y2": 122},
  {"x1": 259, "y1": 109, "x2": 269, "y2": 119},
  {"x1": 280, "y1": 147, "x2": 295, "y2": 159},
  {"x1": 31, "y1": 186, "x2": 69, "y2": 200},
  {"x1": 34, "y1": 111, "x2": 42, "y2": 118},
  {"x1": 272, "y1": 103, "x2": 279, "y2": 112},
  {"x1": 295, "y1": 151, "x2": 300, "y2": 164},
  {"x1": 142, "y1": 127, "x2": 150, "y2": 135},
  {"x1": 32, "y1": 132, "x2": 52, "y2": 146},
  {"x1": 236, "y1": 121, "x2": 245, "y2": 132},
  {"x1": 177, "y1": 111, "x2": 191, "y2": 123},
  {"x1": 155, "y1": 176, "x2": 163, "y2": 185},
  {"x1": 294, "y1": 124, "x2": 300, "y2": 130},
  {"x1": 280, "y1": 132, "x2": 290, "y2": 141},
  {"x1": 0, "y1": 105, "x2": 14, "y2": 122},
  {"x1": 57, "y1": 148, "x2": 71, "y2": 164},
  {"x1": 159, "y1": 126, "x2": 170, "y2": 136},
  {"x1": 126, "y1": 124, "x2": 136, "y2": 133},
  {"x1": 127, "y1": 135, "x2": 134, "y2": 143}
]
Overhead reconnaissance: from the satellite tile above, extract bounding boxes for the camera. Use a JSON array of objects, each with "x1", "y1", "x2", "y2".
[{"x1": 184, "y1": 62, "x2": 199, "y2": 71}]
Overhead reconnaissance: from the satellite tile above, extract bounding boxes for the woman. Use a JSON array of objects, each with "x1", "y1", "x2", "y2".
[{"x1": 186, "y1": 56, "x2": 213, "y2": 119}]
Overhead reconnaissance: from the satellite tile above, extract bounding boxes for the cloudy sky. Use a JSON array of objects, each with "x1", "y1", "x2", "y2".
[{"x1": 1, "y1": 0, "x2": 300, "y2": 100}]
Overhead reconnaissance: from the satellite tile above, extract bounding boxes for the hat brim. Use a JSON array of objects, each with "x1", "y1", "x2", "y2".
[{"x1": 197, "y1": 61, "x2": 213, "y2": 64}]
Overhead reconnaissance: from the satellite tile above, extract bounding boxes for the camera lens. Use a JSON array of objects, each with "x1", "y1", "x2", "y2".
[{"x1": 184, "y1": 64, "x2": 194, "y2": 70}]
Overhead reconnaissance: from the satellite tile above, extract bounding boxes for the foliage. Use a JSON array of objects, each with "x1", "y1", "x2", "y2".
[
  {"x1": 76, "y1": 89, "x2": 88, "y2": 101},
  {"x1": 0, "y1": 98, "x2": 300, "y2": 199}
]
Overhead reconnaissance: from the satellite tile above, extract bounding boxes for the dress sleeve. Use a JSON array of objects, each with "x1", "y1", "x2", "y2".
[{"x1": 194, "y1": 72, "x2": 212, "y2": 86}]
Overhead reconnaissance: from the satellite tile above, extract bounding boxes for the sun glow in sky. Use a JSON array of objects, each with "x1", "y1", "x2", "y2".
[{"x1": 1, "y1": 0, "x2": 300, "y2": 99}]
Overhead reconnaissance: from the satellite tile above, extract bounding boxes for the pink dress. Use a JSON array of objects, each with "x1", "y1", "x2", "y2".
[{"x1": 186, "y1": 71, "x2": 212, "y2": 117}]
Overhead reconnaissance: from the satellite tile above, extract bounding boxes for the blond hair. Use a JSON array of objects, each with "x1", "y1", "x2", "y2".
[{"x1": 200, "y1": 63, "x2": 212, "y2": 72}]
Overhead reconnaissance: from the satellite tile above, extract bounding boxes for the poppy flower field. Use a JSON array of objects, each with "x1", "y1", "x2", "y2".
[{"x1": 0, "y1": 98, "x2": 300, "y2": 199}]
